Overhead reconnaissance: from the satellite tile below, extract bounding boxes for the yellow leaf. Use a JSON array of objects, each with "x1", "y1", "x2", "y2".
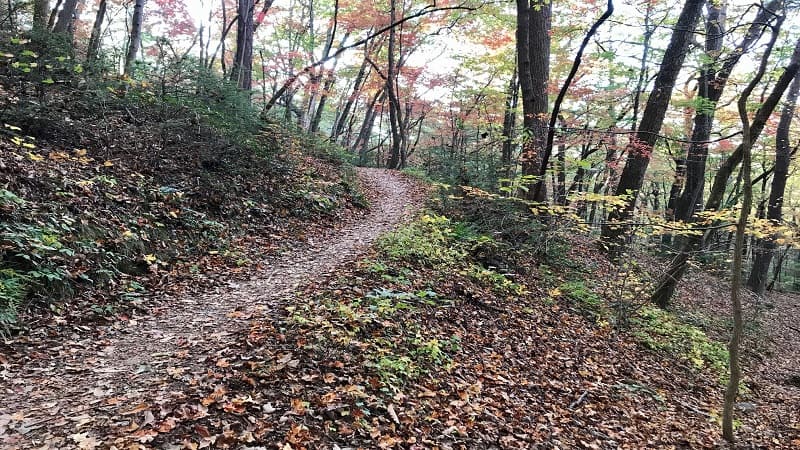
[
  {"x1": 103, "y1": 160, "x2": 114, "y2": 167},
  {"x1": 4, "y1": 123, "x2": 21, "y2": 131},
  {"x1": 27, "y1": 152, "x2": 44, "y2": 161},
  {"x1": 548, "y1": 287, "x2": 562, "y2": 297},
  {"x1": 74, "y1": 148, "x2": 87, "y2": 157},
  {"x1": 21, "y1": 142, "x2": 35, "y2": 149},
  {"x1": 144, "y1": 254, "x2": 157, "y2": 264}
]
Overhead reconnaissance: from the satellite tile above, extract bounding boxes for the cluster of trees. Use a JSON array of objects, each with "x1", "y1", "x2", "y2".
[{"x1": 3, "y1": 0, "x2": 800, "y2": 442}]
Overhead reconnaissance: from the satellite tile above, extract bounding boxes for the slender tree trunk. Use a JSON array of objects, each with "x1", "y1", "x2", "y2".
[
  {"x1": 86, "y1": 0, "x2": 107, "y2": 62},
  {"x1": 310, "y1": 72, "x2": 336, "y2": 133},
  {"x1": 600, "y1": 0, "x2": 705, "y2": 258},
  {"x1": 231, "y1": 0, "x2": 255, "y2": 90},
  {"x1": 747, "y1": 71, "x2": 800, "y2": 293},
  {"x1": 123, "y1": 0, "x2": 145, "y2": 76},
  {"x1": 650, "y1": 24, "x2": 799, "y2": 309},
  {"x1": 332, "y1": 55, "x2": 370, "y2": 141},
  {"x1": 555, "y1": 115, "x2": 569, "y2": 205},
  {"x1": 385, "y1": 0, "x2": 403, "y2": 169},
  {"x1": 674, "y1": 0, "x2": 779, "y2": 224},
  {"x1": 47, "y1": 0, "x2": 62, "y2": 30},
  {"x1": 500, "y1": 65, "x2": 519, "y2": 184},
  {"x1": 356, "y1": 90, "x2": 385, "y2": 165},
  {"x1": 722, "y1": 14, "x2": 782, "y2": 442}
]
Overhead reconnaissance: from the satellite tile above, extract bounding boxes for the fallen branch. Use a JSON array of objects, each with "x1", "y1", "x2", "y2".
[{"x1": 568, "y1": 390, "x2": 589, "y2": 410}]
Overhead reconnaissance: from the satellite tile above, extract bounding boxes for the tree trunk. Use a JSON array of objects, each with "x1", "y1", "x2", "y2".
[
  {"x1": 231, "y1": 0, "x2": 255, "y2": 90},
  {"x1": 310, "y1": 71, "x2": 336, "y2": 133},
  {"x1": 86, "y1": 0, "x2": 107, "y2": 62},
  {"x1": 32, "y1": 0, "x2": 49, "y2": 32},
  {"x1": 331, "y1": 55, "x2": 370, "y2": 142},
  {"x1": 600, "y1": 0, "x2": 705, "y2": 258},
  {"x1": 722, "y1": 13, "x2": 782, "y2": 443},
  {"x1": 47, "y1": 0, "x2": 62, "y2": 30},
  {"x1": 385, "y1": 0, "x2": 403, "y2": 169},
  {"x1": 355, "y1": 90, "x2": 385, "y2": 165},
  {"x1": 123, "y1": 0, "x2": 145, "y2": 76},
  {"x1": 747, "y1": 70, "x2": 800, "y2": 294},
  {"x1": 650, "y1": 24, "x2": 800, "y2": 310},
  {"x1": 52, "y1": 0, "x2": 79, "y2": 35},
  {"x1": 674, "y1": 0, "x2": 779, "y2": 224},
  {"x1": 516, "y1": 0, "x2": 550, "y2": 202},
  {"x1": 500, "y1": 65, "x2": 519, "y2": 185}
]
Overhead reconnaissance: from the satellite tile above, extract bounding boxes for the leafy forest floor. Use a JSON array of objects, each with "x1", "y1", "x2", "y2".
[
  {"x1": 1, "y1": 167, "x2": 799, "y2": 448},
  {"x1": 0, "y1": 68, "x2": 798, "y2": 450}
]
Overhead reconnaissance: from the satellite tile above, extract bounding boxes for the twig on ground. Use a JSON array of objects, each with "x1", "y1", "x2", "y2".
[{"x1": 569, "y1": 390, "x2": 589, "y2": 410}]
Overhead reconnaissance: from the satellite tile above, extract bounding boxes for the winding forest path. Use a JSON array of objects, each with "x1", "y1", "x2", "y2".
[{"x1": 0, "y1": 168, "x2": 425, "y2": 448}]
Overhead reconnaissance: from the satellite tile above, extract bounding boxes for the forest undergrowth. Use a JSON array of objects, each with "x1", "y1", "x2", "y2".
[
  {"x1": 0, "y1": 44, "x2": 367, "y2": 335},
  {"x1": 89, "y1": 186, "x2": 796, "y2": 449}
]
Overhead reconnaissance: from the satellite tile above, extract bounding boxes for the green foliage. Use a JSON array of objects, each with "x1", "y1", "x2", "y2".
[
  {"x1": 0, "y1": 269, "x2": 27, "y2": 335},
  {"x1": 559, "y1": 279, "x2": 603, "y2": 311},
  {"x1": 467, "y1": 265, "x2": 525, "y2": 296},
  {"x1": 377, "y1": 214, "x2": 466, "y2": 266},
  {"x1": 632, "y1": 306, "x2": 728, "y2": 374}
]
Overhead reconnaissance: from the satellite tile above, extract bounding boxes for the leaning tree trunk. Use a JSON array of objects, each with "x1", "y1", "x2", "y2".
[
  {"x1": 747, "y1": 70, "x2": 800, "y2": 294},
  {"x1": 331, "y1": 56, "x2": 370, "y2": 142},
  {"x1": 674, "y1": 0, "x2": 780, "y2": 225},
  {"x1": 650, "y1": 31, "x2": 800, "y2": 309},
  {"x1": 123, "y1": 0, "x2": 145, "y2": 76},
  {"x1": 600, "y1": 0, "x2": 705, "y2": 259},
  {"x1": 86, "y1": 0, "x2": 107, "y2": 62}
]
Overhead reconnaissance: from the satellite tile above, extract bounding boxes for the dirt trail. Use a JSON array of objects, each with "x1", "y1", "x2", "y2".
[{"x1": 0, "y1": 168, "x2": 424, "y2": 448}]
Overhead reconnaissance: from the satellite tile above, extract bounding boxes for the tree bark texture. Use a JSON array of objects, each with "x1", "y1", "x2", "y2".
[
  {"x1": 86, "y1": 0, "x2": 107, "y2": 62},
  {"x1": 747, "y1": 71, "x2": 800, "y2": 293},
  {"x1": 123, "y1": 0, "x2": 146, "y2": 76},
  {"x1": 516, "y1": 0, "x2": 550, "y2": 201},
  {"x1": 231, "y1": 0, "x2": 255, "y2": 90}
]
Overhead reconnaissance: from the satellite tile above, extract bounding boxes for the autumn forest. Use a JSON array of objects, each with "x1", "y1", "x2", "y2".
[{"x1": 0, "y1": 0, "x2": 799, "y2": 448}]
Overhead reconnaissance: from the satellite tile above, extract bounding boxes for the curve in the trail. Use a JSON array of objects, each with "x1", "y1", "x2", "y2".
[{"x1": 0, "y1": 168, "x2": 423, "y2": 448}]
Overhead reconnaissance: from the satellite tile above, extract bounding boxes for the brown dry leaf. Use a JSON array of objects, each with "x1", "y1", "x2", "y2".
[
  {"x1": 377, "y1": 435, "x2": 401, "y2": 448},
  {"x1": 120, "y1": 403, "x2": 150, "y2": 416},
  {"x1": 157, "y1": 417, "x2": 179, "y2": 433},
  {"x1": 215, "y1": 359, "x2": 230, "y2": 368},
  {"x1": 290, "y1": 398, "x2": 306, "y2": 415},
  {"x1": 323, "y1": 372, "x2": 336, "y2": 383},
  {"x1": 129, "y1": 429, "x2": 158, "y2": 443},
  {"x1": 70, "y1": 432, "x2": 100, "y2": 450}
]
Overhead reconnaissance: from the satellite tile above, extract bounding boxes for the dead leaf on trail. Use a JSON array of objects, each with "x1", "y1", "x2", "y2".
[
  {"x1": 201, "y1": 385, "x2": 227, "y2": 406},
  {"x1": 194, "y1": 424, "x2": 211, "y2": 438},
  {"x1": 215, "y1": 358, "x2": 230, "y2": 368},
  {"x1": 323, "y1": 372, "x2": 336, "y2": 383},
  {"x1": 70, "y1": 432, "x2": 99, "y2": 449},
  {"x1": 378, "y1": 435, "x2": 401, "y2": 448},
  {"x1": 157, "y1": 417, "x2": 179, "y2": 433},
  {"x1": 290, "y1": 398, "x2": 307, "y2": 415},
  {"x1": 129, "y1": 428, "x2": 158, "y2": 443},
  {"x1": 121, "y1": 403, "x2": 150, "y2": 416}
]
